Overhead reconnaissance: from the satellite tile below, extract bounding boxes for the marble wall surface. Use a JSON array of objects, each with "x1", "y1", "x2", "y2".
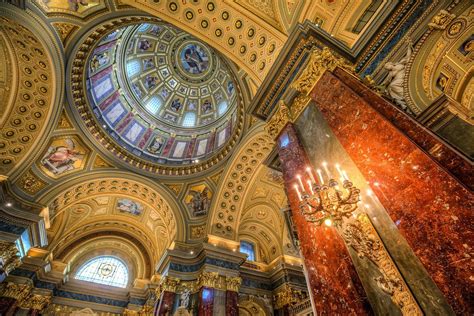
[
  {"x1": 295, "y1": 103, "x2": 452, "y2": 315},
  {"x1": 277, "y1": 124, "x2": 372, "y2": 315},
  {"x1": 308, "y1": 70, "x2": 473, "y2": 314}
]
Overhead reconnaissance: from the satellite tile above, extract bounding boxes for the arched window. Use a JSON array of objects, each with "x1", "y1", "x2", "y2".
[
  {"x1": 182, "y1": 112, "x2": 196, "y2": 127},
  {"x1": 240, "y1": 240, "x2": 256, "y2": 261},
  {"x1": 75, "y1": 256, "x2": 129, "y2": 288}
]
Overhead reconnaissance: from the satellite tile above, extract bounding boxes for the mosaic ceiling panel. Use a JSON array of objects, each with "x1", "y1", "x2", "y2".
[{"x1": 85, "y1": 22, "x2": 239, "y2": 165}]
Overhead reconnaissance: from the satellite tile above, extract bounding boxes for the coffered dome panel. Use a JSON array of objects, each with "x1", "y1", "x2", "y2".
[{"x1": 70, "y1": 18, "x2": 244, "y2": 176}]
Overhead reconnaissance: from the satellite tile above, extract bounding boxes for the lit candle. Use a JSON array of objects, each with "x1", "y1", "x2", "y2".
[
  {"x1": 294, "y1": 184, "x2": 302, "y2": 201},
  {"x1": 296, "y1": 174, "x2": 304, "y2": 190},
  {"x1": 322, "y1": 161, "x2": 331, "y2": 179},
  {"x1": 342, "y1": 170, "x2": 349, "y2": 181},
  {"x1": 306, "y1": 167, "x2": 316, "y2": 183},
  {"x1": 316, "y1": 169, "x2": 324, "y2": 184},
  {"x1": 307, "y1": 180, "x2": 314, "y2": 194},
  {"x1": 335, "y1": 164, "x2": 344, "y2": 178}
]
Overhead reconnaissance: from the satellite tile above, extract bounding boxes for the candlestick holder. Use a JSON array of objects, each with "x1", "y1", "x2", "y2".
[{"x1": 298, "y1": 178, "x2": 360, "y2": 227}]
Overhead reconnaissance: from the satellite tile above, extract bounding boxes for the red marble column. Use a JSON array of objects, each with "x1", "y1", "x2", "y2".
[
  {"x1": 198, "y1": 287, "x2": 214, "y2": 316},
  {"x1": 154, "y1": 291, "x2": 175, "y2": 316},
  {"x1": 276, "y1": 124, "x2": 372, "y2": 315},
  {"x1": 225, "y1": 290, "x2": 238, "y2": 316},
  {"x1": 28, "y1": 309, "x2": 40, "y2": 316},
  {"x1": 0, "y1": 297, "x2": 18, "y2": 316},
  {"x1": 310, "y1": 70, "x2": 474, "y2": 314}
]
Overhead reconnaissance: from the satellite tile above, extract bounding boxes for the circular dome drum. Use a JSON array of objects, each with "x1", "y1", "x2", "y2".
[{"x1": 71, "y1": 19, "x2": 243, "y2": 174}]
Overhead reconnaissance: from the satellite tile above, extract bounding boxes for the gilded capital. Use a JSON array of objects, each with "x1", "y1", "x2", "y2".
[
  {"x1": 273, "y1": 284, "x2": 305, "y2": 309},
  {"x1": 291, "y1": 47, "x2": 353, "y2": 96},
  {"x1": 1, "y1": 282, "x2": 32, "y2": 302},
  {"x1": 156, "y1": 276, "x2": 181, "y2": 295},
  {"x1": 197, "y1": 271, "x2": 219, "y2": 289},
  {"x1": 20, "y1": 294, "x2": 51, "y2": 310},
  {"x1": 225, "y1": 276, "x2": 242, "y2": 292},
  {"x1": 0, "y1": 241, "x2": 21, "y2": 275}
]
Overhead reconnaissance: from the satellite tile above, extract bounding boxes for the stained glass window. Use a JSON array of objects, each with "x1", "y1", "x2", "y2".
[
  {"x1": 75, "y1": 256, "x2": 129, "y2": 288},
  {"x1": 240, "y1": 240, "x2": 256, "y2": 261}
]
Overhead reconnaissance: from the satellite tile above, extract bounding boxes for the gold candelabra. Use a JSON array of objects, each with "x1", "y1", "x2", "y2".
[{"x1": 293, "y1": 164, "x2": 360, "y2": 227}]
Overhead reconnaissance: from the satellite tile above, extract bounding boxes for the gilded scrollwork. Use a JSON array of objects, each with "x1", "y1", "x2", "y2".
[
  {"x1": 428, "y1": 10, "x2": 456, "y2": 30},
  {"x1": 19, "y1": 293, "x2": 52, "y2": 310},
  {"x1": 156, "y1": 276, "x2": 181, "y2": 295},
  {"x1": 291, "y1": 47, "x2": 353, "y2": 96},
  {"x1": 264, "y1": 101, "x2": 291, "y2": 139},
  {"x1": 0, "y1": 241, "x2": 21, "y2": 275},
  {"x1": 225, "y1": 276, "x2": 242, "y2": 292},
  {"x1": 197, "y1": 271, "x2": 220, "y2": 288},
  {"x1": 273, "y1": 284, "x2": 306, "y2": 309},
  {"x1": 0, "y1": 282, "x2": 32, "y2": 302},
  {"x1": 342, "y1": 214, "x2": 422, "y2": 315}
]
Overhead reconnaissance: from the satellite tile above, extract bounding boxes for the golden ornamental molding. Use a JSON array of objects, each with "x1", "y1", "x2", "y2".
[
  {"x1": 291, "y1": 47, "x2": 353, "y2": 96},
  {"x1": 164, "y1": 183, "x2": 183, "y2": 196},
  {"x1": 1, "y1": 282, "x2": 32, "y2": 302},
  {"x1": 225, "y1": 276, "x2": 242, "y2": 292},
  {"x1": 19, "y1": 293, "x2": 51, "y2": 310},
  {"x1": 264, "y1": 101, "x2": 291, "y2": 139},
  {"x1": 17, "y1": 170, "x2": 48, "y2": 195},
  {"x1": 0, "y1": 241, "x2": 21, "y2": 275},
  {"x1": 428, "y1": 10, "x2": 456, "y2": 31},
  {"x1": 273, "y1": 284, "x2": 306, "y2": 309},
  {"x1": 156, "y1": 276, "x2": 181, "y2": 295},
  {"x1": 56, "y1": 110, "x2": 74, "y2": 130},
  {"x1": 289, "y1": 94, "x2": 312, "y2": 124},
  {"x1": 197, "y1": 271, "x2": 220, "y2": 289},
  {"x1": 342, "y1": 214, "x2": 422, "y2": 315}
]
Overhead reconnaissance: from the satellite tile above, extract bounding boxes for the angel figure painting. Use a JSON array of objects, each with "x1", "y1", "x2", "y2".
[
  {"x1": 116, "y1": 198, "x2": 143, "y2": 216},
  {"x1": 184, "y1": 184, "x2": 212, "y2": 217},
  {"x1": 40, "y1": 138, "x2": 87, "y2": 177}
]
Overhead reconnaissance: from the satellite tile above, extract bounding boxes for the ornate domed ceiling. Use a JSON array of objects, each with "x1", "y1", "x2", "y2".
[{"x1": 74, "y1": 20, "x2": 242, "y2": 173}]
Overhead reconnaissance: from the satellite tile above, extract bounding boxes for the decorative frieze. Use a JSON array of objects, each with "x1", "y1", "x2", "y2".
[
  {"x1": 19, "y1": 293, "x2": 51, "y2": 310},
  {"x1": 273, "y1": 284, "x2": 306, "y2": 310},
  {"x1": 1, "y1": 282, "x2": 32, "y2": 302}
]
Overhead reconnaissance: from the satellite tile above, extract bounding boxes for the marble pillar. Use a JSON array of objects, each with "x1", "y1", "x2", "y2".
[
  {"x1": 308, "y1": 70, "x2": 473, "y2": 314},
  {"x1": 225, "y1": 290, "x2": 238, "y2": 316},
  {"x1": 155, "y1": 291, "x2": 175, "y2": 316},
  {"x1": 276, "y1": 124, "x2": 372, "y2": 315},
  {"x1": 0, "y1": 297, "x2": 17, "y2": 316},
  {"x1": 197, "y1": 287, "x2": 214, "y2": 316}
]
